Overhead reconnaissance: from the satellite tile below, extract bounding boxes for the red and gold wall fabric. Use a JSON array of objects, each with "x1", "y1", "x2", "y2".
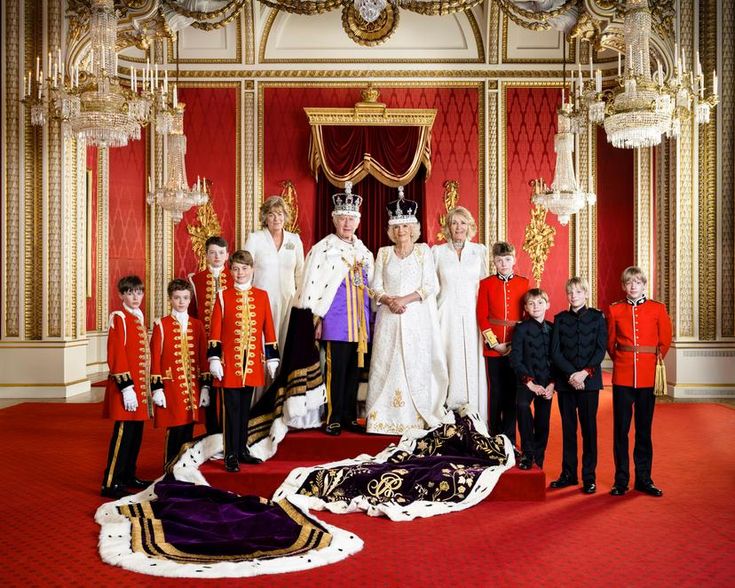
[
  {"x1": 505, "y1": 87, "x2": 569, "y2": 316},
  {"x1": 108, "y1": 133, "x2": 146, "y2": 315},
  {"x1": 173, "y1": 87, "x2": 238, "y2": 277},
  {"x1": 596, "y1": 126, "x2": 634, "y2": 312},
  {"x1": 86, "y1": 146, "x2": 98, "y2": 331},
  {"x1": 262, "y1": 85, "x2": 480, "y2": 249}
]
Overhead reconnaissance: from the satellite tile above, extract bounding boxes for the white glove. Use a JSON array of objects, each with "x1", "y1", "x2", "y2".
[
  {"x1": 209, "y1": 357, "x2": 224, "y2": 381},
  {"x1": 152, "y1": 389, "x2": 166, "y2": 408},
  {"x1": 121, "y1": 386, "x2": 138, "y2": 412},
  {"x1": 199, "y1": 386, "x2": 210, "y2": 408},
  {"x1": 266, "y1": 358, "x2": 280, "y2": 380}
]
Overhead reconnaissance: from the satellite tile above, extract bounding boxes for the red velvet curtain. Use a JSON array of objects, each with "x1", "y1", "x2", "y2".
[
  {"x1": 319, "y1": 126, "x2": 423, "y2": 179},
  {"x1": 315, "y1": 168, "x2": 426, "y2": 255}
]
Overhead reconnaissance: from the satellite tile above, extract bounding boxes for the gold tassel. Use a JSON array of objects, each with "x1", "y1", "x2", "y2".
[
  {"x1": 654, "y1": 353, "x2": 667, "y2": 397},
  {"x1": 357, "y1": 294, "x2": 368, "y2": 369}
]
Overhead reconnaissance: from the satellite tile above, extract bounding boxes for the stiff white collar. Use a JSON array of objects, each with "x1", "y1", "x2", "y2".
[
  {"x1": 234, "y1": 281, "x2": 252, "y2": 291},
  {"x1": 123, "y1": 304, "x2": 144, "y2": 323},
  {"x1": 209, "y1": 265, "x2": 224, "y2": 278},
  {"x1": 171, "y1": 309, "x2": 188, "y2": 329}
]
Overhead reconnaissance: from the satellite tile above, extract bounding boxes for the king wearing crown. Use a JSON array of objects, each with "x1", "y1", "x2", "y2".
[{"x1": 295, "y1": 181, "x2": 374, "y2": 436}]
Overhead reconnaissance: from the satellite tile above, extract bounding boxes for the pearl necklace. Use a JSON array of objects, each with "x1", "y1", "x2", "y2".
[{"x1": 452, "y1": 240, "x2": 466, "y2": 250}]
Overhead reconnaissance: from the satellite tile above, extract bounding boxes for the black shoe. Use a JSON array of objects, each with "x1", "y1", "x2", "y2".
[
  {"x1": 610, "y1": 485, "x2": 628, "y2": 496},
  {"x1": 518, "y1": 456, "x2": 533, "y2": 470},
  {"x1": 100, "y1": 484, "x2": 130, "y2": 499},
  {"x1": 344, "y1": 420, "x2": 366, "y2": 434},
  {"x1": 634, "y1": 482, "x2": 663, "y2": 497},
  {"x1": 122, "y1": 477, "x2": 153, "y2": 489},
  {"x1": 224, "y1": 455, "x2": 240, "y2": 472},
  {"x1": 324, "y1": 423, "x2": 342, "y2": 436},
  {"x1": 238, "y1": 450, "x2": 262, "y2": 465},
  {"x1": 582, "y1": 482, "x2": 597, "y2": 494},
  {"x1": 550, "y1": 474, "x2": 579, "y2": 489},
  {"x1": 513, "y1": 448, "x2": 522, "y2": 461}
]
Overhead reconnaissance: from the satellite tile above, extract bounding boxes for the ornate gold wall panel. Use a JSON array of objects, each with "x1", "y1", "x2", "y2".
[
  {"x1": 243, "y1": 87, "x2": 255, "y2": 239},
  {"x1": 698, "y1": 0, "x2": 717, "y2": 340},
  {"x1": 486, "y1": 83, "x2": 498, "y2": 245},
  {"x1": 24, "y1": 0, "x2": 42, "y2": 340},
  {"x1": 176, "y1": 68, "x2": 582, "y2": 79},
  {"x1": 721, "y1": 0, "x2": 734, "y2": 337},
  {"x1": 488, "y1": 3, "x2": 500, "y2": 64},
  {"x1": 675, "y1": 0, "x2": 696, "y2": 338},
  {"x1": 634, "y1": 149, "x2": 652, "y2": 286},
  {"x1": 244, "y1": 1, "x2": 255, "y2": 65},
  {"x1": 96, "y1": 149, "x2": 109, "y2": 332},
  {"x1": 573, "y1": 124, "x2": 597, "y2": 306},
  {"x1": 4, "y1": 0, "x2": 21, "y2": 338},
  {"x1": 655, "y1": 140, "x2": 670, "y2": 306}
]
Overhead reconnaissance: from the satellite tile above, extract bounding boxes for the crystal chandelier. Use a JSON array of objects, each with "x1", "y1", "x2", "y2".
[
  {"x1": 146, "y1": 39, "x2": 207, "y2": 223},
  {"x1": 22, "y1": 0, "x2": 151, "y2": 148},
  {"x1": 532, "y1": 36, "x2": 595, "y2": 226},
  {"x1": 578, "y1": 0, "x2": 718, "y2": 149},
  {"x1": 354, "y1": 0, "x2": 387, "y2": 23}
]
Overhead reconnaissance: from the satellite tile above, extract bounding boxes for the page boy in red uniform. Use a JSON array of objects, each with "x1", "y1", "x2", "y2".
[
  {"x1": 607, "y1": 266, "x2": 672, "y2": 497},
  {"x1": 476, "y1": 241, "x2": 529, "y2": 444},
  {"x1": 208, "y1": 250, "x2": 280, "y2": 472},
  {"x1": 189, "y1": 235, "x2": 231, "y2": 435},
  {"x1": 150, "y1": 279, "x2": 211, "y2": 467},
  {"x1": 101, "y1": 275, "x2": 152, "y2": 499}
]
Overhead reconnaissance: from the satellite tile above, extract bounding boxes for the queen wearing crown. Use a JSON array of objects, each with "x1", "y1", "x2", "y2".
[
  {"x1": 365, "y1": 187, "x2": 450, "y2": 435},
  {"x1": 295, "y1": 182, "x2": 374, "y2": 435}
]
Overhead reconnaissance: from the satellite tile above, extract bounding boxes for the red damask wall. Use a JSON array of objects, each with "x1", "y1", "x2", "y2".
[
  {"x1": 108, "y1": 134, "x2": 147, "y2": 314},
  {"x1": 86, "y1": 146, "x2": 98, "y2": 331},
  {"x1": 596, "y1": 126, "x2": 634, "y2": 311},
  {"x1": 174, "y1": 87, "x2": 238, "y2": 276},
  {"x1": 263, "y1": 86, "x2": 480, "y2": 249},
  {"x1": 505, "y1": 87, "x2": 569, "y2": 316}
]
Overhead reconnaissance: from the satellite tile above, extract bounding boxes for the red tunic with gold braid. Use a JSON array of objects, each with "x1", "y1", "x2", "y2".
[
  {"x1": 188, "y1": 267, "x2": 232, "y2": 336},
  {"x1": 208, "y1": 286, "x2": 279, "y2": 388},
  {"x1": 103, "y1": 309, "x2": 150, "y2": 421},
  {"x1": 150, "y1": 315, "x2": 210, "y2": 428},
  {"x1": 606, "y1": 298, "x2": 673, "y2": 388},
  {"x1": 476, "y1": 273, "x2": 530, "y2": 357}
]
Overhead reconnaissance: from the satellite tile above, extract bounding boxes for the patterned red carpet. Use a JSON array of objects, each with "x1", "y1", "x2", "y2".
[{"x1": 0, "y1": 395, "x2": 733, "y2": 587}]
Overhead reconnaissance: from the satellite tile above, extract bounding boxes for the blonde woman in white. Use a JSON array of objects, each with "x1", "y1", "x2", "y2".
[
  {"x1": 244, "y1": 196, "x2": 305, "y2": 349},
  {"x1": 366, "y1": 188, "x2": 449, "y2": 435},
  {"x1": 432, "y1": 206, "x2": 489, "y2": 423}
]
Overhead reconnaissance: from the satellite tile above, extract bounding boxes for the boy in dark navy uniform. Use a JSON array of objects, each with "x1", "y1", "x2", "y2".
[
  {"x1": 550, "y1": 277, "x2": 607, "y2": 494},
  {"x1": 510, "y1": 288, "x2": 554, "y2": 470}
]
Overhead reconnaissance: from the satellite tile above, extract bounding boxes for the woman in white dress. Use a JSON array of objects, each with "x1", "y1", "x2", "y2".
[
  {"x1": 366, "y1": 189, "x2": 449, "y2": 435},
  {"x1": 432, "y1": 206, "x2": 489, "y2": 423},
  {"x1": 244, "y1": 196, "x2": 305, "y2": 348}
]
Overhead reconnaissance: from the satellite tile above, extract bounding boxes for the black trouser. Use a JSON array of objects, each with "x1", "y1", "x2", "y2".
[
  {"x1": 204, "y1": 387, "x2": 222, "y2": 434},
  {"x1": 323, "y1": 341, "x2": 360, "y2": 428},
  {"x1": 102, "y1": 420, "x2": 144, "y2": 490},
  {"x1": 557, "y1": 388, "x2": 599, "y2": 483},
  {"x1": 486, "y1": 356, "x2": 517, "y2": 444},
  {"x1": 222, "y1": 387, "x2": 254, "y2": 458},
  {"x1": 613, "y1": 385, "x2": 656, "y2": 487},
  {"x1": 164, "y1": 423, "x2": 195, "y2": 467},
  {"x1": 516, "y1": 385, "x2": 552, "y2": 467}
]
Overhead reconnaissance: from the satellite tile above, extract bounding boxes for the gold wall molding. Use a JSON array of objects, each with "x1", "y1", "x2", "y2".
[
  {"x1": 96, "y1": 148, "x2": 109, "y2": 332},
  {"x1": 655, "y1": 140, "x2": 671, "y2": 308},
  {"x1": 488, "y1": 3, "x2": 500, "y2": 64},
  {"x1": 243, "y1": 86, "x2": 255, "y2": 241},
  {"x1": 572, "y1": 122, "x2": 597, "y2": 306},
  {"x1": 486, "y1": 82, "x2": 499, "y2": 244},
  {"x1": 173, "y1": 68, "x2": 590, "y2": 79},
  {"x1": 722, "y1": 0, "x2": 735, "y2": 337},
  {"x1": 697, "y1": 0, "x2": 717, "y2": 341},
  {"x1": 4, "y1": 0, "x2": 21, "y2": 338},
  {"x1": 258, "y1": 7, "x2": 484, "y2": 64},
  {"x1": 633, "y1": 148, "x2": 653, "y2": 287}
]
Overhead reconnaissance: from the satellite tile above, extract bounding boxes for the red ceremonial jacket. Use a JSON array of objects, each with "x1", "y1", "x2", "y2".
[
  {"x1": 476, "y1": 273, "x2": 530, "y2": 357},
  {"x1": 607, "y1": 298, "x2": 673, "y2": 388},
  {"x1": 103, "y1": 308, "x2": 150, "y2": 421},
  {"x1": 150, "y1": 315, "x2": 209, "y2": 428},
  {"x1": 189, "y1": 267, "x2": 232, "y2": 336},
  {"x1": 208, "y1": 286, "x2": 279, "y2": 388}
]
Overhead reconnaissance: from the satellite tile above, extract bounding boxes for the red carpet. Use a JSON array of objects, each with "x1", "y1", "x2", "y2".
[{"x1": 0, "y1": 395, "x2": 733, "y2": 587}]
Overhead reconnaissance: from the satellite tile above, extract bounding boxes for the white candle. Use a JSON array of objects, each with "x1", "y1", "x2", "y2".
[
  {"x1": 148, "y1": 175, "x2": 153, "y2": 193},
  {"x1": 589, "y1": 55, "x2": 594, "y2": 78},
  {"x1": 173, "y1": 84, "x2": 177, "y2": 108},
  {"x1": 164, "y1": 70, "x2": 168, "y2": 94},
  {"x1": 154, "y1": 63, "x2": 158, "y2": 88},
  {"x1": 47, "y1": 52, "x2": 51, "y2": 76},
  {"x1": 681, "y1": 48, "x2": 686, "y2": 72},
  {"x1": 53, "y1": 62, "x2": 58, "y2": 87},
  {"x1": 114, "y1": 53, "x2": 118, "y2": 74},
  {"x1": 596, "y1": 69, "x2": 602, "y2": 93},
  {"x1": 713, "y1": 70, "x2": 718, "y2": 96},
  {"x1": 657, "y1": 62, "x2": 663, "y2": 87},
  {"x1": 561, "y1": 86, "x2": 565, "y2": 105},
  {"x1": 23, "y1": 74, "x2": 26, "y2": 98},
  {"x1": 35, "y1": 56, "x2": 39, "y2": 82}
]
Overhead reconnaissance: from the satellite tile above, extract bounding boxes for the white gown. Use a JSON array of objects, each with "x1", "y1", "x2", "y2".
[
  {"x1": 366, "y1": 244, "x2": 450, "y2": 435},
  {"x1": 432, "y1": 241, "x2": 489, "y2": 423},
  {"x1": 244, "y1": 229, "x2": 305, "y2": 348}
]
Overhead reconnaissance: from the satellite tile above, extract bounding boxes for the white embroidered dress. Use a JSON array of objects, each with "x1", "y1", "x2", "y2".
[
  {"x1": 432, "y1": 241, "x2": 489, "y2": 422},
  {"x1": 366, "y1": 244, "x2": 449, "y2": 435},
  {"x1": 244, "y1": 229, "x2": 305, "y2": 347}
]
